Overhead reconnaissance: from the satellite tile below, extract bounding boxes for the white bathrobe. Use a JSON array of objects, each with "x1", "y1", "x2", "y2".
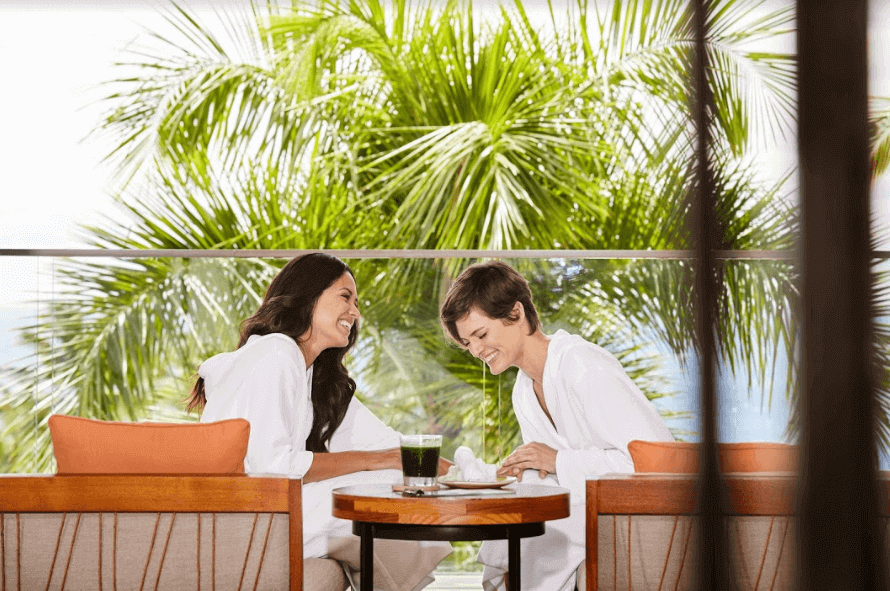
[
  {"x1": 199, "y1": 333, "x2": 451, "y2": 589},
  {"x1": 478, "y1": 330, "x2": 675, "y2": 591}
]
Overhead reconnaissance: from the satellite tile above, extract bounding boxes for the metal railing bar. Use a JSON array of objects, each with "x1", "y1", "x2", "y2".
[{"x1": 0, "y1": 248, "x2": 802, "y2": 260}]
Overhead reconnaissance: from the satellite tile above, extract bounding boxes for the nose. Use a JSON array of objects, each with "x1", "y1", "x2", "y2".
[
  {"x1": 351, "y1": 301, "x2": 362, "y2": 320},
  {"x1": 468, "y1": 340, "x2": 482, "y2": 358}
]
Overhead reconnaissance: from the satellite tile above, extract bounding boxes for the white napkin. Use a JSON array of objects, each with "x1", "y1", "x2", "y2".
[{"x1": 448, "y1": 446, "x2": 498, "y2": 482}]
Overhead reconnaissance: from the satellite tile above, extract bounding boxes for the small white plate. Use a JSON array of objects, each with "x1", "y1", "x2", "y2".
[{"x1": 438, "y1": 475, "x2": 517, "y2": 489}]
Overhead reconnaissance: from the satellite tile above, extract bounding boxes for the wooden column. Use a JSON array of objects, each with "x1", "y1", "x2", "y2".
[
  {"x1": 690, "y1": 0, "x2": 732, "y2": 588},
  {"x1": 797, "y1": 0, "x2": 886, "y2": 589}
]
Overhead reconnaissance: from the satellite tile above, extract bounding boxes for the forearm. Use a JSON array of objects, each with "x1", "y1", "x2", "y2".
[{"x1": 302, "y1": 448, "x2": 400, "y2": 483}]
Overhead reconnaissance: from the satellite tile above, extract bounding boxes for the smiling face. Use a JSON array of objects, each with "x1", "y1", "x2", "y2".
[
  {"x1": 300, "y1": 272, "x2": 361, "y2": 365},
  {"x1": 454, "y1": 303, "x2": 526, "y2": 375}
]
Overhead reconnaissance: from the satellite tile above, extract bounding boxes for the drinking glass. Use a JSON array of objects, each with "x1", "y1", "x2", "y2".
[{"x1": 400, "y1": 434, "x2": 442, "y2": 487}]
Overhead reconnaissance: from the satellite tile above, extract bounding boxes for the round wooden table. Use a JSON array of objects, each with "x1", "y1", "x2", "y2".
[{"x1": 332, "y1": 483, "x2": 570, "y2": 591}]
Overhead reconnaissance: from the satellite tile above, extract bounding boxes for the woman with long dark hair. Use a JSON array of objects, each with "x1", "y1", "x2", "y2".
[{"x1": 189, "y1": 253, "x2": 450, "y2": 589}]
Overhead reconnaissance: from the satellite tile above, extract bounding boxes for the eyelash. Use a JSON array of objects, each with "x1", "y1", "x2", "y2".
[{"x1": 462, "y1": 333, "x2": 487, "y2": 347}]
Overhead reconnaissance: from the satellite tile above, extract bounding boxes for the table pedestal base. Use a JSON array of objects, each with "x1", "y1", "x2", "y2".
[{"x1": 352, "y1": 522, "x2": 545, "y2": 591}]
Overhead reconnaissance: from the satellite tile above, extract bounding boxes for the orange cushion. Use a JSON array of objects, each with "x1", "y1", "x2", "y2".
[
  {"x1": 627, "y1": 440, "x2": 701, "y2": 473},
  {"x1": 49, "y1": 414, "x2": 250, "y2": 474},
  {"x1": 718, "y1": 442, "x2": 799, "y2": 472},
  {"x1": 627, "y1": 440, "x2": 799, "y2": 473}
]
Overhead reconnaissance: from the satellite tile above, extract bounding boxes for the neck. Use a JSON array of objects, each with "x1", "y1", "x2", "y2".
[
  {"x1": 515, "y1": 330, "x2": 550, "y2": 385},
  {"x1": 298, "y1": 340, "x2": 318, "y2": 369}
]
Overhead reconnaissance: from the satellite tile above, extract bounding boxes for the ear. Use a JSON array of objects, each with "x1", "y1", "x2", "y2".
[{"x1": 511, "y1": 301, "x2": 525, "y2": 322}]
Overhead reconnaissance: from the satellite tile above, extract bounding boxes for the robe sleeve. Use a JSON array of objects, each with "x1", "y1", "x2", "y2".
[
  {"x1": 239, "y1": 342, "x2": 314, "y2": 477},
  {"x1": 328, "y1": 396, "x2": 401, "y2": 452},
  {"x1": 551, "y1": 345, "x2": 673, "y2": 502}
]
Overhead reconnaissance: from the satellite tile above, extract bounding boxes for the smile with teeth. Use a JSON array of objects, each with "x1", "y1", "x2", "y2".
[
  {"x1": 338, "y1": 320, "x2": 352, "y2": 331},
  {"x1": 482, "y1": 351, "x2": 497, "y2": 364}
]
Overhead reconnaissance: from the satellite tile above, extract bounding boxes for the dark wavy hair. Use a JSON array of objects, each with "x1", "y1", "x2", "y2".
[
  {"x1": 439, "y1": 260, "x2": 542, "y2": 344},
  {"x1": 187, "y1": 253, "x2": 358, "y2": 453}
]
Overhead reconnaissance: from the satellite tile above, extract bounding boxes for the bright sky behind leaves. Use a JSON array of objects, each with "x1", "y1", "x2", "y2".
[
  {"x1": 2, "y1": 0, "x2": 888, "y2": 249},
  {"x1": 1, "y1": 0, "x2": 890, "y2": 455}
]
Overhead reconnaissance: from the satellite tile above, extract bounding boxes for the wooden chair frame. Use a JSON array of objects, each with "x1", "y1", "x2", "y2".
[
  {"x1": 0, "y1": 474, "x2": 303, "y2": 591},
  {"x1": 585, "y1": 473, "x2": 801, "y2": 591}
]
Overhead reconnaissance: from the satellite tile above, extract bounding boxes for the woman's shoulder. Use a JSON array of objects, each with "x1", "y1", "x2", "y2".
[
  {"x1": 549, "y1": 330, "x2": 622, "y2": 372},
  {"x1": 243, "y1": 332, "x2": 300, "y2": 351},
  {"x1": 237, "y1": 333, "x2": 305, "y2": 366}
]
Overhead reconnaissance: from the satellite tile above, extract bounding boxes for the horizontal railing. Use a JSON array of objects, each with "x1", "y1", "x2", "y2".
[{"x1": 0, "y1": 248, "x2": 804, "y2": 259}]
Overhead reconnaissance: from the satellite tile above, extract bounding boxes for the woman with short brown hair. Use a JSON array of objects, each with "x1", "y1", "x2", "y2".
[{"x1": 441, "y1": 260, "x2": 674, "y2": 591}]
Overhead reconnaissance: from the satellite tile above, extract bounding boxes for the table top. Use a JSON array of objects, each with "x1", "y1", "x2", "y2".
[{"x1": 332, "y1": 483, "x2": 570, "y2": 526}]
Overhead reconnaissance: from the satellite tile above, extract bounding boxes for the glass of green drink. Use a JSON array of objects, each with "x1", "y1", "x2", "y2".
[{"x1": 400, "y1": 434, "x2": 442, "y2": 487}]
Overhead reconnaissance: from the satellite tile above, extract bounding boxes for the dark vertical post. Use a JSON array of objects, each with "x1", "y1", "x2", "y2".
[
  {"x1": 360, "y1": 524, "x2": 374, "y2": 590},
  {"x1": 797, "y1": 1, "x2": 886, "y2": 590},
  {"x1": 689, "y1": 0, "x2": 729, "y2": 589},
  {"x1": 508, "y1": 531, "x2": 521, "y2": 591}
]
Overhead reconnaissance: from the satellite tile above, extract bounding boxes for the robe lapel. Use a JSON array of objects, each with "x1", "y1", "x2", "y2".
[
  {"x1": 516, "y1": 368, "x2": 572, "y2": 450},
  {"x1": 541, "y1": 335, "x2": 583, "y2": 449},
  {"x1": 540, "y1": 353, "x2": 572, "y2": 450}
]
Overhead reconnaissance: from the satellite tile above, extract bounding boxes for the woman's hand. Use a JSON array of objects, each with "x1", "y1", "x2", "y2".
[
  {"x1": 369, "y1": 449, "x2": 452, "y2": 475},
  {"x1": 303, "y1": 448, "x2": 401, "y2": 482},
  {"x1": 369, "y1": 448, "x2": 403, "y2": 471},
  {"x1": 496, "y1": 442, "x2": 558, "y2": 481}
]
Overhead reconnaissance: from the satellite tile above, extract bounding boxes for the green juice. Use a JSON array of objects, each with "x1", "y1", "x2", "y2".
[{"x1": 400, "y1": 445, "x2": 440, "y2": 479}]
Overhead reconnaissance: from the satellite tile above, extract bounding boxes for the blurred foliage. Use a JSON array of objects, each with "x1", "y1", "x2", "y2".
[{"x1": 0, "y1": 0, "x2": 802, "y2": 476}]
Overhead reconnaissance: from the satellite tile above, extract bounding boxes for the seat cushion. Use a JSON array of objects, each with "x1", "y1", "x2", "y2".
[
  {"x1": 627, "y1": 440, "x2": 798, "y2": 473},
  {"x1": 627, "y1": 441, "x2": 701, "y2": 473},
  {"x1": 49, "y1": 414, "x2": 250, "y2": 473},
  {"x1": 719, "y1": 442, "x2": 799, "y2": 473}
]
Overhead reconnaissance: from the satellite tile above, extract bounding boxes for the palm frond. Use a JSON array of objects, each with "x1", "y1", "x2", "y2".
[
  {"x1": 871, "y1": 97, "x2": 890, "y2": 178},
  {"x1": 2, "y1": 0, "x2": 809, "y2": 472}
]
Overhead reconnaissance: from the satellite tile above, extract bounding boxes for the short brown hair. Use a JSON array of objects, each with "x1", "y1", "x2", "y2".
[{"x1": 439, "y1": 261, "x2": 542, "y2": 344}]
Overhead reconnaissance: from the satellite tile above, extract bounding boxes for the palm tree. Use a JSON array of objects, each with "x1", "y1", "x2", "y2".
[{"x1": 0, "y1": 0, "x2": 799, "y2": 473}]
